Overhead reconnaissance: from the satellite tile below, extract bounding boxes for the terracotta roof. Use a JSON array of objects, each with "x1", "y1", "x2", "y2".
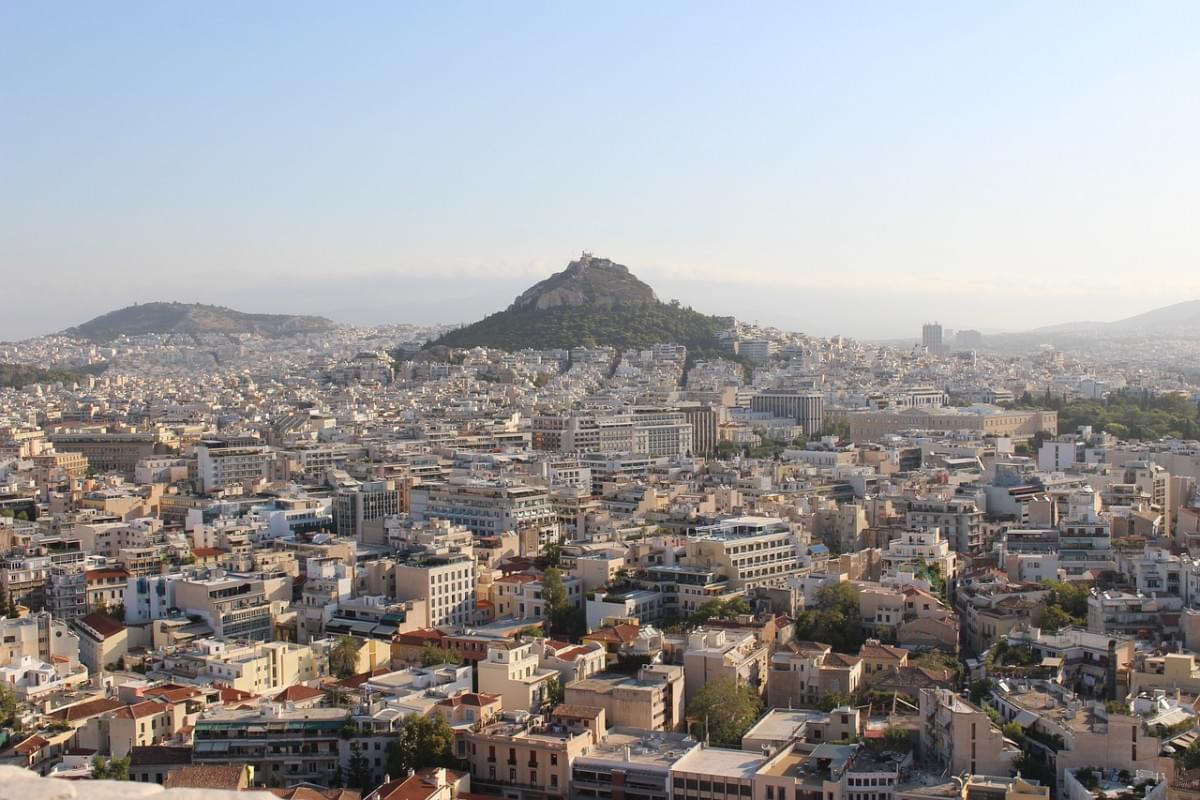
[
  {"x1": 496, "y1": 574, "x2": 538, "y2": 584},
  {"x1": 437, "y1": 692, "x2": 500, "y2": 708},
  {"x1": 191, "y1": 547, "x2": 225, "y2": 557},
  {"x1": 274, "y1": 684, "x2": 326, "y2": 703},
  {"x1": 145, "y1": 686, "x2": 201, "y2": 704},
  {"x1": 85, "y1": 568, "x2": 130, "y2": 581},
  {"x1": 271, "y1": 788, "x2": 361, "y2": 800},
  {"x1": 76, "y1": 610, "x2": 126, "y2": 638},
  {"x1": 338, "y1": 666, "x2": 392, "y2": 688},
  {"x1": 112, "y1": 700, "x2": 170, "y2": 719},
  {"x1": 219, "y1": 686, "x2": 257, "y2": 704},
  {"x1": 551, "y1": 703, "x2": 604, "y2": 719},
  {"x1": 374, "y1": 769, "x2": 466, "y2": 800},
  {"x1": 859, "y1": 643, "x2": 909, "y2": 660},
  {"x1": 553, "y1": 646, "x2": 593, "y2": 662},
  {"x1": 50, "y1": 697, "x2": 123, "y2": 723},
  {"x1": 393, "y1": 628, "x2": 446, "y2": 645},
  {"x1": 164, "y1": 764, "x2": 248, "y2": 790},
  {"x1": 14, "y1": 735, "x2": 49, "y2": 754},
  {"x1": 584, "y1": 622, "x2": 640, "y2": 644}
]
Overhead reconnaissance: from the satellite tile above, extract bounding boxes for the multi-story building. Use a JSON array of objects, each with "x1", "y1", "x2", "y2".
[
  {"x1": 906, "y1": 498, "x2": 986, "y2": 554},
  {"x1": 918, "y1": 688, "x2": 1019, "y2": 776},
  {"x1": 564, "y1": 664, "x2": 684, "y2": 731},
  {"x1": 46, "y1": 430, "x2": 177, "y2": 475},
  {"x1": 465, "y1": 707, "x2": 602, "y2": 800},
  {"x1": 154, "y1": 638, "x2": 322, "y2": 694},
  {"x1": 333, "y1": 480, "x2": 401, "y2": 545},
  {"x1": 393, "y1": 553, "x2": 477, "y2": 629},
  {"x1": 195, "y1": 439, "x2": 271, "y2": 494},
  {"x1": 682, "y1": 628, "x2": 768, "y2": 704},
  {"x1": 173, "y1": 571, "x2": 289, "y2": 640},
  {"x1": 685, "y1": 517, "x2": 804, "y2": 591},
  {"x1": 750, "y1": 390, "x2": 825, "y2": 434},
  {"x1": 415, "y1": 482, "x2": 559, "y2": 543},
  {"x1": 477, "y1": 640, "x2": 559, "y2": 712},
  {"x1": 192, "y1": 705, "x2": 348, "y2": 785}
]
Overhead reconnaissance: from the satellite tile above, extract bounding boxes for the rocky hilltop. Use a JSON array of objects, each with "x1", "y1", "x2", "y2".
[
  {"x1": 65, "y1": 302, "x2": 336, "y2": 341},
  {"x1": 510, "y1": 253, "x2": 657, "y2": 311},
  {"x1": 428, "y1": 253, "x2": 731, "y2": 354}
]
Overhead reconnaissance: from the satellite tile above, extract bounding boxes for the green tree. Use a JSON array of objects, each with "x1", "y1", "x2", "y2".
[
  {"x1": 543, "y1": 568, "x2": 584, "y2": 639},
  {"x1": 385, "y1": 714, "x2": 458, "y2": 776},
  {"x1": 541, "y1": 542, "x2": 562, "y2": 568},
  {"x1": 793, "y1": 583, "x2": 865, "y2": 653},
  {"x1": 92, "y1": 755, "x2": 130, "y2": 780},
  {"x1": 545, "y1": 676, "x2": 564, "y2": 709},
  {"x1": 818, "y1": 692, "x2": 851, "y2": 711},
  {"x1": 686, "y1": 678, "x2": 762, "y2": 747},
  {"x1": 1002, "y1": 721, "x2": 1026, "y2": 744},
  {"x1": 1182, "y1": 739, "x2": 1200, "y2": 771},
  {"x1": 347, "y1": 741, "x2": 374, "y2": 793},
  {"x1": 0, "y1": 681, "x2": 17, "y2": 727},
  {"x1": 969, "y1": 679, "x2": 995, "y2": 705},
  {"x1": 687, "y1": 596, "x2": 752, "y2": 628},
  {"x1": 419, "y1": 644, "x2": 463, "y2": 666},
  {"x1": 1041, "y1": 605, "x2": 1075, "y2": 632},
  {"x1": 329, "y1": 635, "x2": 363, "y2": 678}
]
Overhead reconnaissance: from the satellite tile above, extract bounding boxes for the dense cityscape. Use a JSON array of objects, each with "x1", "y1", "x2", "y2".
[{"x1": 1, "y1": 254, "x2": 1199, "y2": 800}]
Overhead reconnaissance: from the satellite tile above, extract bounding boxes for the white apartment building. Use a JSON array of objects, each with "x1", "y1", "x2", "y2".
[
  {"x1": 880, "y1": 528, "x2": 955, "y2": 581},
  {"x1": 685, "y1": 517, "x2": 805, "y2": 591},
  {"x1": 195, "y1": 440, "x2": 271, "y2": 493}
]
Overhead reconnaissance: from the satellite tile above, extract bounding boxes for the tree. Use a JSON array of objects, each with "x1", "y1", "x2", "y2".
[
  {"x1": 347, "y1": 741, "x2": 374, "y2": 793},
  {"x1": 1040, "y1": 605, "x2": 1075, "y2": 633},
  {"x1": 1002, "y1": 721, "x2": 1026, "y2": 744},
  {"x1": 543, "y1": 568, "x2": 584, "y2": 639},
  {"x1": 818, "y1": 692, "x2": 851, "y2": 711},
  {"x1": 685, "y1": 678, "x2": 762, "y2": 747},
  {"x1": 541, "y1": 542, "x2": 562, "y2": 568},
  {"x1": 545, "y1": 677, "x2": 564, "y2": 709},
  {"x1": 385, "y1": 714, "x2": 457, "y2": 776},
  {"x1": 93, "y1": 755, "x2": 130, "y2": 780},
  {"x1": 793, "y1": 583, "x2": 865, "y2": 653},
  {"x1": 329, "y1": 635, "x2": 363, "y2": 678},
  {"x1": 0, "y1": 681, "x2": 17, "y2": 727},
  {"x1": 969, "y1": 679, "x2": 995, "y2": 705},
  {"x1": 419, "y1": 644, "x2": 463, "y2": 666},
  {"x1": 687, "y1": 596, "x2": 752, "y2": 628},
  {"x1": 1182, "y1": 738, "x2": 1200, "y2": 771}
]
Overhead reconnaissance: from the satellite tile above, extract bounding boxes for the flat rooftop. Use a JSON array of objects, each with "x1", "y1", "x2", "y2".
[
  {"x1": 577, "y1": 727, "x2": 698, "y2": 768},
  {"x1": 673, "y1": 746, "x2": 766, "y2": 778},
  {"x1": 743, "y1": 709, "x2": 820, "y2": 743}
]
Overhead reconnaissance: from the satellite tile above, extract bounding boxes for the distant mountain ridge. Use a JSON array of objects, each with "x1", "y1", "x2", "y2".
[
  {"x1": 65, "y1": 302, "x2": 336, "y2": 340},
  {"x1": 428, "y1": 253, "x2": 732, "y2": 354},
  {"x1": 1033, "y1": 299, "x2": 1200, "y2": 334}
]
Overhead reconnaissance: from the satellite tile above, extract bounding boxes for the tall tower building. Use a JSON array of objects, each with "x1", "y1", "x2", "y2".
[{"x1": 922, "y1": 322, "x2": 944, "y2": 354}]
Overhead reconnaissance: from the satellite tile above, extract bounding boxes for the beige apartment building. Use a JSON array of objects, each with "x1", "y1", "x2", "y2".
[
  {"x1": 564, "y1": 664, "x2": 684, "y2": 731},
  {"x1": 465, "y1": 706, "x2": 603, "y2": 800},
  {"x1": 682, "y1": 628, "x2": 769, "y2": 703},
  {"x1": 477, "y1": 640, "x2": 559, "y2": 712}
]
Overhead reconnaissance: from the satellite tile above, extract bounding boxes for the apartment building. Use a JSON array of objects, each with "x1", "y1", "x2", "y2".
[
  {"x1": 415, "y1": 482, "x2": 559, "y2": 542},
  {"x1": 155, "y1": 638, "x2": 321, "y2": 694},
  {"x1": 195, "y1": 439, "x2": 271, "y2": 493},
  {"x1": 564, "y1": 664, "x2": 684, "y2": 730},
  {"x1": 682, "y1": 628, "x2": 769, "y2": 703},
  {"x1": 685, "y1": 517, "x2": 804, "y2": 591},
  {"x1": 173, "y1": 571, "x2": 289, "y2": 640},
  {"x1": 334, "y1": 480, "x2": 401, "y2": 545},
  {"x1": 918, "y1": 688, "x2": 1019, "y2": 776},
  {"x1": 750, "y1": 390, "x2": 825, "y2": 434},
  {"x1": 477, "y1": 640, "x2": 559, "y2": 712},
  {"x1": 393, "y1": 553, "x2": 477, "y2": 629},
  {"x1": 192, "y1": 705, "x2": 348, "y2": 785},
  {"x1": 465, "y1": 706, "x2": 603, "y2": 800}
]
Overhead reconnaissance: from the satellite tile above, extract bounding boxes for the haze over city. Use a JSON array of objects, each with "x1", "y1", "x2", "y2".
[{"x1": 5, "y1": 1, "x2": 1200, "y2": 340}]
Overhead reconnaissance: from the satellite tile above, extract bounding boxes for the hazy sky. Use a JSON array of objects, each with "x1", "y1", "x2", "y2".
[{"x1": 3, "y1": 2, "x2": 1200, "y2": 341}]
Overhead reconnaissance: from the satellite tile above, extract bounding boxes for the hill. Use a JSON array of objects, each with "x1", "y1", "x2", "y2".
[
  {"x1": 1034, "y1": 299, "x2": 1200, "y2": 335},
  {"x1": 428, "y1": 254, "x2": 732, "y2": 354},
  {"x1": 65, "y1": 302, "x2": 336, "y2": 340},
  {"x1": 0, "y1": 363, "x2": 86, "y2": 388}
]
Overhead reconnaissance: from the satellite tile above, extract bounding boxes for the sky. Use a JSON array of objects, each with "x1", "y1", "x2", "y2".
[{"x1": 3, "y1": 2, "x2": 1200, "y2": 341}]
